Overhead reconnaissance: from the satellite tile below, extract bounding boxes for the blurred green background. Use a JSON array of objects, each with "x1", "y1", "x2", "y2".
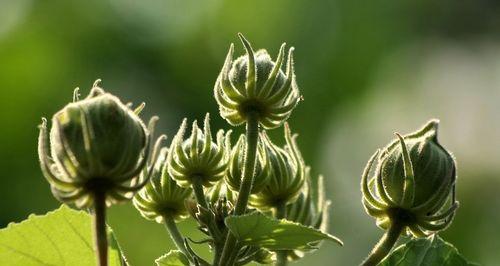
[{"x1": 1, "y1": 0, "x2": 499, "y2": 265}]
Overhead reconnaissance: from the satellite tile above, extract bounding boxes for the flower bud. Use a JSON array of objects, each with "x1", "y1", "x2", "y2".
[
  {"x1": 283, "y1": 171, "x2": 339, "y2": 261},
  {"x1": 38, "y1": 81, "x2": 159, "y2": 208},
  {"x1": 250, "y1": 124, "x2": 305, "y2": 209},
  {"x1": 133, "y1": 147, "x2": 193, "y2": 223},
  {"x1": 167, "y1": 113, "x2": 230, "y2": 188},
  {"x1": 214, "y1": 33, "x2": 301, "y2": 129},
  {"x1": 361, "y1": 119, "x2": 458, "y2": 236},
  {"x1": 185, "y1": 189, "x2": 233, "y2": 240},
  {"x1": 225, "y1": 134, "x2": 270, "y2": 194}
]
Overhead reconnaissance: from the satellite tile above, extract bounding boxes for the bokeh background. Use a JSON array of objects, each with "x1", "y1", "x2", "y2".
[{"x1": 1, "y1": 0, "x2": 499, "y2": 265}]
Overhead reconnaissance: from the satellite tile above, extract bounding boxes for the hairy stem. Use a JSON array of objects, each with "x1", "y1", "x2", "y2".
[
  {"x1": 224, "y1": 243, "x2": 241, "y2": 266},
  {"x1": 192, "y1": 177, "x2": 222, "y2": 264},
  {"x1": 275, "y1": 202, "x2": 288, "y2": 266},
  {"x1": 93, "y1": 191, "x2": 108, "y2": 266},
  {"x1": 192, "y1": 177, "x2": 209, "y2": 209},
  {"x1": 163, "y1": 216, "x2": 190, "y2": 260},
  {"x1": 361, "y1": 220, "x2": 405, "y2": 266},
  {"x1": 218, "y1": 113, "x2": 259, "y2": 266}
]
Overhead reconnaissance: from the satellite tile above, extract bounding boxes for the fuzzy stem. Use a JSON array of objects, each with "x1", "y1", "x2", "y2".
[
  {"x1": 361, "y1": 220, "x2": 405, "y2": 266},
  {"x1": 192, "y1": 176, "x2": 223, "y2": 265},
  {"x1": 218, "y1": 113, "x2": 259, "y2": 266},
  {"x1": 93, "y1": 191, "x2": 108, "y2": 266},
  {"x1": 275, "y1": 202, "x2": 288, "y2": 266},
  {"x1": 192, "y1": 177, "x2": 209, "y2": 209},
  {"x1": 163, "y1": 216, "x2": 190, "y2": 260},
  {"x1": 224, "y1": 243, "x2": 241, "y2": 266},
  {"x1": 213, "y1": 244, "x2": 222, "y2": 266}
]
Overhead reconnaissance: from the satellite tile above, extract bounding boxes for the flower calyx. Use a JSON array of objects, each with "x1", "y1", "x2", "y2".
[
  {"x1": 38, "y1": 80, "x2": 161, "y2": 208},
  {"x1": 361, "y1": 119, "x2": 458, "y2": 237},
  {"x1": 214, "y1": 33, "x2": 301, "y2": 129},
  {"x1": 167, "y1": 113, "x2": 231, "y2": 188},
  {"x1": 250, "y1": 123, "x2": 305, "y2": 209},
  {"x1": 133, "y1": 147, "x2": 193, "y2": 223}
]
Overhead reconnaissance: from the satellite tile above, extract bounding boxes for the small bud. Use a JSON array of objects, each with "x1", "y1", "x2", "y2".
[
  {"x1": 214, "y1": 33, "x2": 301, "y2": 129},
  {"x1": 38, "y1": 82, "x2": 158, "y2": 208},
  {"x1": 225, "y1": 134, "x2": 270, "y2": 194},
  {"x1": 167, "y1": 113, "x2": 230, "y2": 188},
  {"x1": 361, "y1": 119, "x2": 458, "y2": 236},
  {"x1": 250, "y1": 124, "x2": 305, "y2": 209},
  {"x1": 133, "y1": 148, "x2": 193, "y2": 223},
  {"x1": 284, "y1": 172, "x2": 336, "y2": 261}
]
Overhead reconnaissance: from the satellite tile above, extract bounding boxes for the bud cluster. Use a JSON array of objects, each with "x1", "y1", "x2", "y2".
[{"x1": 36, "y1": 34, "x2": 460, "y2": 266}]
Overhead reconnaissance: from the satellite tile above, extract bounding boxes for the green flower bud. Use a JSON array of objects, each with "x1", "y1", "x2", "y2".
[
  {"x1": 214, "y1": 33, "x2": 301, "y2": 129},
  {"x1": 133, "y1": 147, "x2": 193, "y2": 223},
  {"x1": 225, "y1": 134, "x2": 270, "y2": 194},
  {"x1": 361, "y1": 119, "x2": 458, "y2": 237},
  {"x1": 185, "y1": 189, "x2": 232, "y2": 239},
  {"x1": 38, "y1": 81, "x2": 159, "y2": 208},
  {"x1": 167, "y1": 113, "x2": 230, "y2": 188},
  {"x1": 250, "y1": 124, "x2": 305, "y2": 209},
  {"x1": 284, "y1": 171, "x2": 339, "y2": 261}
]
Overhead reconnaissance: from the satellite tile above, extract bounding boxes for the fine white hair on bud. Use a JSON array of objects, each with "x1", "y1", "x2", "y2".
[
  {"x1": 167, "y1": 113, "x2": 231, "y2": 188},
  {"x1": 250, "y1": 123, "x2": 305, "y2": 209},
  {"x1": 361, "y1": 119, "x2": 458, "y2": 237},
  {"x1": 133, "y1": 147, "x2": 193, "y2": 223},
  {"x1": 214, "y1": 33, "x2": 301, "y2": 129},
  {"x1": 38, "y1": 81, "x2": 161, "y2": 208}
]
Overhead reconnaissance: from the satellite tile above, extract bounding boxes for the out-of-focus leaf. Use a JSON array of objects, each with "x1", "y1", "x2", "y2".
[
  {"x1": 380, "y1": 235, "x2": 478, "y2": 266},
  {"x1": 155, "y1": 250, "x2": 189, "y2": 266},
  {"x1": 0, "y1": 205, "x2": 125, "y2": 265},
  {"x1": 225, "y1": 212, "x2": 342, "y2": 251}
]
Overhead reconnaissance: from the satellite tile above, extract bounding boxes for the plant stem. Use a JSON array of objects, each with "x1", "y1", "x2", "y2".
[
  {"x1": 192, "y1": 176, "x2": 223, "y2": 265},
  {"x1": 275, "y1": 202, "x2": 288, "y2": 266},
  {"x1": 192, "y1": 177, "x2": 219, "y2": 237},
  {"x1": 192, "y1": 177, "x2": 209, "y2": 209},
  {"x1": 93, "y1": 191, "x2": 108, "y2": 266},
  {"x1": 224, "y1": 243, "x2": 241, "y2": 266},
  {"x1": 361, "y1": 220, "x2": 405, "y2": 266},
  {"x1": 213, "y1": 244, "x2": 222, "y2": 266},
  {"x1": 218, "y1": 113, "x2": 259, "y2": 266},
  {"x1": 163, "y1": 216, "x2": 190, "y2": 260}
]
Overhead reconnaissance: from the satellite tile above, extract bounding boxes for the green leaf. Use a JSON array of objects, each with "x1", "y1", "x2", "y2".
[
  {"x1": 155, "y1": 250, "x2": 189, "y2": 266},
  {"x1": 379, "y1": 235, "x2": 478, "y2": 266},
  {"x1": 225, "y1": 212, "x2": 343, "y2": 250},
  {"x1": 0, "y1": 205, "x2": 125, "y2": 266}
]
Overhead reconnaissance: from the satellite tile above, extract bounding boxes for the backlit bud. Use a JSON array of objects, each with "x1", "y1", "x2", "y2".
[
  {"x1": 284, "y1": 171, "x2": 342, "y2": 260},
  {"x1": 225, "y1": 134, "x2": 270, "y2": 194},
  {"x1": 214, "y1": 34, "x2": 301, "y2": 129},
  {"x1": 167, "y1": 113, "x2": 230, "y2": 188},
  {"x1": 361, "y1": 119, "x2": 458, "y2": 236},
  {"x1": 250, "y1": 124, "x2": 305, "y2": 209},
  {"x1": 38, "y1": 81, "x2": 158, "y2": 208},
  {"x1": 133, "y1": 148, "x2": 193, "y2": 223}
]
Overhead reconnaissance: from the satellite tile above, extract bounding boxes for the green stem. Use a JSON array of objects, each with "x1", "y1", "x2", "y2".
[
  {"x1": 218, "y1": 113, "x2": 259, "y2": 266},
  {"x1": 361, "y1": 220, "x2": 405, "y2": 266},
  {"x1": 192, "y1": 176, "x2": 223, "y2": 265},
  {"x1": 275, "y1": 202, "x2": 287, "y2": 266},
  {"x1": 224, "y1": 243, "x2": 241, "y2": 266},
  {"x1": 93, "y1": 191, "x2": 108, "y2": 266},
  {"x1": 192, "y1": 177, "x2": 209, "y2": 209},
  {"x1": 163, "y1": 216, "x2": 191, "y2": 260},
  {"x1": 213, "y1": 244, "x2": 222, "y2": 266}
]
